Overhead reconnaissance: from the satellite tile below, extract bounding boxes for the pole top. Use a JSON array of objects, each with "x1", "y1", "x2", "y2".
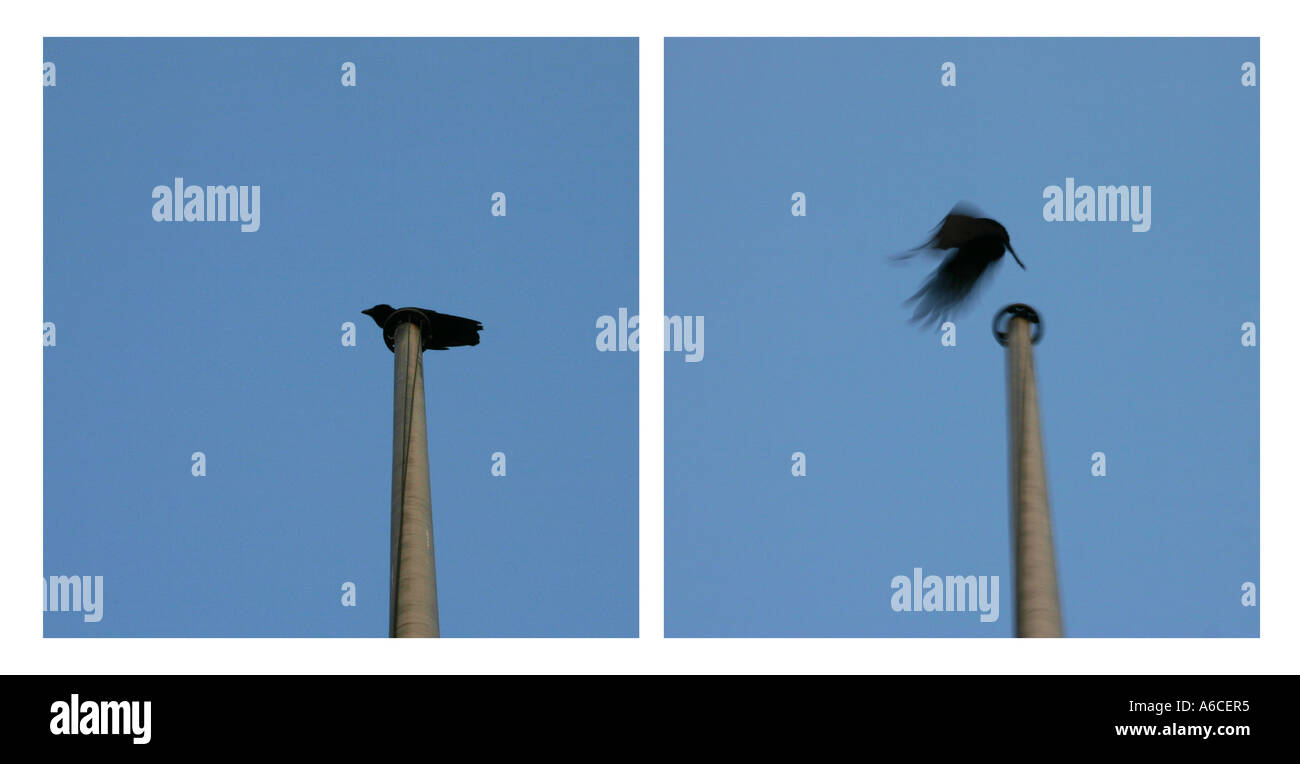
[
  {"x1": 993, "y1": 303, "x2": 1043, "y2": 346},
  {"x1": 379, "y1": 307, "x2": 434, "y2": 352}
]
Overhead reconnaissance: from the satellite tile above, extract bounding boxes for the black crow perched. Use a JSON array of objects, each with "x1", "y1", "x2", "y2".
[
  {"x1": 894, "y1": 203, "x2": 1024, "y2": 326},
  {"x1": 362, "y1": 304, "x2": 483, "y2": 350}
]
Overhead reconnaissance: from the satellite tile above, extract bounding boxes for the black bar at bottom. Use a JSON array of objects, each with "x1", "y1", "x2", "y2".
[{"x1": 8, "y1": 675, "x2": 1281, "y2": 750}]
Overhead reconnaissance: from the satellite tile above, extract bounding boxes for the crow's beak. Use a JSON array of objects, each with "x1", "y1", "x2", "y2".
[{"x1": 1008, "y1": 244, "x2": 1025, "y2": 270}]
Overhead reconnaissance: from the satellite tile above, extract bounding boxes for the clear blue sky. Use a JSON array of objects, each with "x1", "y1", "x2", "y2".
[
  {"x1": 44, "y1": 38, "x2": 639, "y2": 637},
  {"x1": 666, "y1": 38, "x2": 1259, "y2": 637}
]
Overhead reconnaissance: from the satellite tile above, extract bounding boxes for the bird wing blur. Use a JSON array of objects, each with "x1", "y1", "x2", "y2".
[
  {"x1": 895, "y1": 205, "x2": 1018, "y2": 326},
  {"x1": 904, "y1": 237, "x2": 1004, "y2": 324},
  {"x1": 894, "y1": 203, "x2": 993, "y2": 257},
  {"x1": 926, "y1": 208, "x2": 1006, "y2": 252}
]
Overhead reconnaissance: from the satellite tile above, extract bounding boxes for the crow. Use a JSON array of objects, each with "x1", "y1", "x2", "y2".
[
  {"x1": 362, "y1": 304, "x2": 483, "y2": 350},
  {"x1": 894, "y1": 204, "x2": 1024, "y2": 326}
]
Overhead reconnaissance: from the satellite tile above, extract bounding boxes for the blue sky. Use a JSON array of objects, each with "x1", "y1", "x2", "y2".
[
  {"x1": 666, "y1": 38, "x2": 1259, "y2": 637},
  {"x1": 44, "y1": 38, "x2": 638, "y2": 637}
]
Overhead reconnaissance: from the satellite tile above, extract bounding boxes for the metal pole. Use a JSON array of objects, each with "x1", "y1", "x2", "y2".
[
  {"x1": 389, "y1": 321, "x2": 439, "y2": 637},
  {"x1": 995, "y1": 305, "x2": 1062, "y2": 638}
]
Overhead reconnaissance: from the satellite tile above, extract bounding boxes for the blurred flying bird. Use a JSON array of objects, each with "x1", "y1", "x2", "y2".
[
  {"x1": 894, "y1": 203, "x2": 1024, "y2": 326},
  {"x1": 362, "y1": 304, "x2": 483, "y2": 350}
]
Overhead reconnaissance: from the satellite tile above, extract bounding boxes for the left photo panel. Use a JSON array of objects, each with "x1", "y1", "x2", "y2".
[{"x1": 43, "y1": 38, "x2": 639, "y2": 637}]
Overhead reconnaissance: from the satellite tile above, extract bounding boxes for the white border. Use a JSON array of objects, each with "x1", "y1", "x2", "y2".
[
  {"x1": 1, "y1": 1, "x2": 1292, "y2": 674},
  {"x1": 640, "y1": 36, "x2": 664, "y2": 640}
]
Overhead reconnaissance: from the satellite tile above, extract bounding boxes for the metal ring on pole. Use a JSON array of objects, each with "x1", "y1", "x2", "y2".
[
  {"x1": 993, "y1": 303, "x2": 1043, "y2": 346},
  {"x1": 380, "y1": 307, "x2": 435, "y2": 352}
]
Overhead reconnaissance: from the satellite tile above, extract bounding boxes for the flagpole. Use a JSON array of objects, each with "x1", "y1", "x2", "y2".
[{"x1": 994, "y1": 304, "x2": 1063, "y2": 637}]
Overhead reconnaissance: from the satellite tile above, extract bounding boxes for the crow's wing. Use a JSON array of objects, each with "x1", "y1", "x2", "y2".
[
  {"x1": 424, "y1": 310, "x2": 483, "y2": 332},
  {"x1": 422, "y1": 310, "x2": 483, "y2": 348},
  {"x1": 925, "y1": 203, "x2": 999, "y2": 250},
  {"x1": 892, "y1": 203, "x2": 987, "y2": 260},
  {"x1": 905, "y1": 240, "x2": 1002, "y2": 325}
]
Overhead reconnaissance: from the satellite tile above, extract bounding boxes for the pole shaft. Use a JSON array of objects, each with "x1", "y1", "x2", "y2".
[
  {"x1": 389, "y1": 322, "x2": 439, "y2": 637},
  {"x1": 1005, "y1": 316, "x2": 1062, "y2": 637}
]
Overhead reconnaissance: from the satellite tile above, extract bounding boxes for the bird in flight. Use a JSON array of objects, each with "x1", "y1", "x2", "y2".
[
  {"x1": 894, "y1": 203, "x2": 1024, "y2": 326},
  {"x1": 362, "y1": 304, "x2": 483, "y2": 350}
]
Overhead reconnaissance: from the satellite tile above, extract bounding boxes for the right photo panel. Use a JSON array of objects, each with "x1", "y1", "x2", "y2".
[{"x1": 665, "y1": 38, "x2": 1259, "y2": 637}]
